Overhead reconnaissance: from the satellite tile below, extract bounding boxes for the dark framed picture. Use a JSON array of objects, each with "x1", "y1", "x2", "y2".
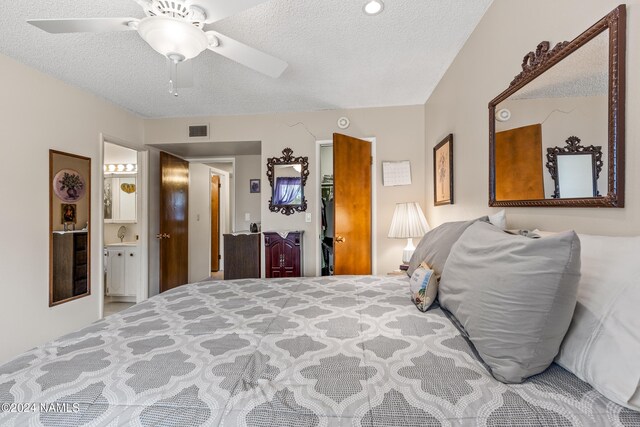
[
  {"x1": 433, "y1": 134, "x2": 454, "y2": 206},
  {"x1": 250, "y1": 179, "x2": 261, "y2": 193},
  {"x1": 61, "y1": 203, "x2": 77, "y2": 224}
]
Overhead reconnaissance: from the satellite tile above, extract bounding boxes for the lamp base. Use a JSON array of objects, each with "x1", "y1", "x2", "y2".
[{"x1": 402, "y1": 237, "x2": 416, "y2": 264}]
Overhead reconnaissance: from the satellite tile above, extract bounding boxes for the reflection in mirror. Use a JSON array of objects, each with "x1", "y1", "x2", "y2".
[
  {"x1": 267, "y1": 148, "x2": 309, "y2": 215},
  {"x1": 489, "y1": 5, "x2": 625, "y2": 207},
  {"x1": 557, "y1": 155, "x2": 595, "y2": 198},
  {"x1": 273, "y1": 165, "x2": 303, "y2": 206},
  {"x1": 546, "y1": 136, "x2": 602, "y2": 199},
  {"x1": 50, "y1": 150, "x2": 91, "y2": 306},
  {"x1": 495, "y1": 31, "x2": 607, "y2": 200}
]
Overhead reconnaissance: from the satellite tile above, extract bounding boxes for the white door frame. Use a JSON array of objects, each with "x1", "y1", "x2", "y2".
[
  {"x1": 99, "y1": 134, "x2": 150, "y2": 319},
  {"x1": 314, "y1": 137, "x2": 377, "y2": 276},
  {"x1": 209, "y1": 166, "x2": 230, "y2": 272}
]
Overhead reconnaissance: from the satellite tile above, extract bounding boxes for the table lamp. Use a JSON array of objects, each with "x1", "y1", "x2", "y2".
[{"x1": 388, "y1": 202, "x2": 430, "y2": 264}]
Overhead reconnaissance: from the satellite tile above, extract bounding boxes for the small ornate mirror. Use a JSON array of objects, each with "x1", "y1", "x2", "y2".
[
  {"x1": 50, "y1": 150, "x2": 91, "y2": 306},
  {"x1": 488, "y1": 5, "x2": 625, "y2": 207},
  {"x1": 267, "y1": 148, "x2": 309, "y2": 215},
  {"x1": 546, "y1": 136, "x2": 603, "y2": 199}
]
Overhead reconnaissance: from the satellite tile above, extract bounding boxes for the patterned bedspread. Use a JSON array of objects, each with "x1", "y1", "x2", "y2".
[{"x1": 1, "y1": 276, "x2": 639, "y2": 426}]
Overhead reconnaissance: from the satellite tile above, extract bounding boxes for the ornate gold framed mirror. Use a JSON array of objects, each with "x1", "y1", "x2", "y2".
[{"x1": 488, "y1": 5, "x2": 625, "y2": 207}]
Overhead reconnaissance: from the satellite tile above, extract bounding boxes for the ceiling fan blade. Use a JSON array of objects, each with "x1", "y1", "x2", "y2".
[
  {"x1": 130, "y1": 0, "x2": 153, "y2": 10},
  {"x1": 207, "y1": 31, "x2": 288, "y2": 78},
  {"x1": 27, "y1": 18, "x2": 138, "y2": 34},
  {"x1": 187, "y1": 0, "x2": 269, "y2": 24}
]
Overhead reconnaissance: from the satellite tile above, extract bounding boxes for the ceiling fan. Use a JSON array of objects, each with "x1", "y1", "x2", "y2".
[{"x1": 27, "y1": 0, "x2": 288, "y2": 96}]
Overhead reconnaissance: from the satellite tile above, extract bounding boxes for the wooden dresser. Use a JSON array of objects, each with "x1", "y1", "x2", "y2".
[
  {"x1": 263, "y1": 231, "x2": 304, "y2": 278},
  {"x1": 223, "y1": 233, "x2": 261, "y2": 280}
]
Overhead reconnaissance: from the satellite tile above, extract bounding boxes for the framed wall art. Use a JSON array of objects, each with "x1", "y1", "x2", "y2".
[
  {"x1": 250, "y1": 179, "x2": 261, "y2": 193},
  {"x1": 434, "y1": 134, "x2": 454, "y2": 206}
]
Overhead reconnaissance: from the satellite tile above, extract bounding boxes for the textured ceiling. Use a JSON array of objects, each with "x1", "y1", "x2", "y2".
[
  {"x1": 510, "y1": 31, "x2": 608, "y2": 100},
  {"x1": 0, "y1": 0, "x2": 493, "y2": 118}
]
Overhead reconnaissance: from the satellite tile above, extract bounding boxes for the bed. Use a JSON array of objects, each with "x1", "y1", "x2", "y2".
[{"x1": 1, "y1": 275, "x2": 638, "y2": 426}]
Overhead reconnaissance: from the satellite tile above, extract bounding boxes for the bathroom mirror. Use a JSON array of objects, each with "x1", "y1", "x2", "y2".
[
  {"x1": 50, "y1": 150, "x2": 91, "y2": 306},
  {"x1": 267, "y1": 148, "x2": 309, "y2": 215},
  {"x1": 104, "y1": 175, "x2": 137, "y2": 222},
  {"x1": 488, "y1": 5, "x2": 625, "y2": 207}
]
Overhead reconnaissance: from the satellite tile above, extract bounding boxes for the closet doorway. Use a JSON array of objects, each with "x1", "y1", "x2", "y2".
[{"x1": 316, "y1": 134, "x2": 377, "y2": 276}]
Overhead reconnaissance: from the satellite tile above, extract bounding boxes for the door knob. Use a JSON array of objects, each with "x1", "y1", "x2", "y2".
[{"x1": 335, "y1": 236, "x2": 346, "y2": 243}]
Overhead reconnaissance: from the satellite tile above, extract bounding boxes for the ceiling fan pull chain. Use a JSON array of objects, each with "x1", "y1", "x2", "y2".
[{"x1": 168, "y1": 54, "x2": 182, "y2": 97}]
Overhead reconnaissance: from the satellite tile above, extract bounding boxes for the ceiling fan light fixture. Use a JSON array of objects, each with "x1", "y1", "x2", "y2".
[
  {"x1": 363, "y1": 0, "x2": 384, "y2": 16},
  {"x1": 137, "y1": 16, "x2": 208, "y2": 60}
]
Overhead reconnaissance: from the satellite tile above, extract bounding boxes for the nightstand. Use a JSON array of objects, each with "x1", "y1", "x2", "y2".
[{"x1": 387, "y1": 270, "x2": 407, "y2": 276}]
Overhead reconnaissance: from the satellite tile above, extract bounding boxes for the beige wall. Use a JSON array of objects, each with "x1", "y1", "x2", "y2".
[
  {"x1": 144, "y1": 105, "x2": 426, "y2": 276},
  {"x1": 0, "y1": 53, "x2": 144, "y2": 363},
  {"x1": 234, "y1": 155, "x2": 262, "y2": 231},
  {"x1": 425, "y1": 0, "x2": 640, "y2": 234}
]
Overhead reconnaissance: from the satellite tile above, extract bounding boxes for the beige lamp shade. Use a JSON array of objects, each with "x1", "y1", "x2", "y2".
[{"x1": 388, "y1": 202, "x2": 430, "y2": 264}]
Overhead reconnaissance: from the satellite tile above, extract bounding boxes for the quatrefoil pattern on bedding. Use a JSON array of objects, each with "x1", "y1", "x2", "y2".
[{"x1": 0, "y1": 275, "x2": 637, "y2": 426}]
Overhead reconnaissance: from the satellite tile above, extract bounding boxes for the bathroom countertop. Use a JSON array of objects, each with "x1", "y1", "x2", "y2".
[{"x1": 105, "y1": 242, "x2": 138, "y2": 247}]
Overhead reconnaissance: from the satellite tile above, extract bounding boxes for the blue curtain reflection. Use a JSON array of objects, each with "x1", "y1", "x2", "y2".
[{"x1": 274, "y1": 177, "x2": 302, "y2": 205}]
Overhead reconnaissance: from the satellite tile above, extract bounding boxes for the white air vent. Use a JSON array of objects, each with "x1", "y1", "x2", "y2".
[{"x1": 188, "y1": 124, "x2": 209, "y2": 138}]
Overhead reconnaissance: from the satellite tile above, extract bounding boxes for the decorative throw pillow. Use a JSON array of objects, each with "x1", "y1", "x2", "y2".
[
  {"x1": 406, "y1": 217, "x2": 488, "y2": 277},
  {"x1": 409, "y1": 262, "x2": 438, "y2": 312},
  {"x1": 439, "y1": 221, "x2": 581, "y2": 384},
  {"x1": 556, "y1": 234, "x2": 640, "y2": 410}
]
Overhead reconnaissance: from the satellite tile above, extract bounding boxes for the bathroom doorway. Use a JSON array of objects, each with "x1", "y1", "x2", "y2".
[{"x1": 101, "y1": 138, "x2": 149, "y2": 317}]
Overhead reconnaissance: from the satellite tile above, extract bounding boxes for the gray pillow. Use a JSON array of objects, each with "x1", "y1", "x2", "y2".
[
  {"x1": 406, "y1": 217, "x2": 488, "y2": 277},
  {"x1": 439, "y1": 221, "x2": 581, "y2": 383}
]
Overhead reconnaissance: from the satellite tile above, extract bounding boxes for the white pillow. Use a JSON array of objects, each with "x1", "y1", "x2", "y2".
[
  {"x1": 488, "y1": 210, "x2": 506, "y2": 229},
  {"x1": 556, "y1": 234, "x2": 640, "y2": 410}
]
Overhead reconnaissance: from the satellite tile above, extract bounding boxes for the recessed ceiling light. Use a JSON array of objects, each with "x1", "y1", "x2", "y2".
[{"x1": 363, "y1": 0, "x2": 384, "y2": 16}]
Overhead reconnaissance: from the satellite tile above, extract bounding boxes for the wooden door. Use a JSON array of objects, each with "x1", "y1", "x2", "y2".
[
  {"x1": 211, "y1": 174, "x2": 220, "y2": 272},
  {"x1": 159, "y1": 152, "x2": 189, "y2": 293},
  {"x1": 333, "y1": 133, "x2": 372, "y2": 275},
  {"x1": 495, "y1": 124, "x2": 545, "y2": 200}
]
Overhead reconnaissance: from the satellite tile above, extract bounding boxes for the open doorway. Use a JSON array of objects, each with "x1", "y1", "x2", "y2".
[
  {"x1": 206, "y1": 162, "x2": 233, "y2": 280},
  {"x1": 147, "y1": 141, "x2": 261, "y2": 285},
  {"x1": 101, "y1": 138, "x2": 149, "y2": 317},
  {"x1": 315, "y1": 136, "x2": 377, "y2": 276}
]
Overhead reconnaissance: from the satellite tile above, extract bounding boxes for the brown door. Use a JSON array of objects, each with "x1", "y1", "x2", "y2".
[
  {"x1": 495, "y1": 124, "x2": 545, "y2": 200},
  {"x1": 211, "y1": 174, "x2": 220, "y2": 272},
  {"x1": 159, "y1": 151, "x2": 189, "y2": 292},
  {"x1": 333, "y1": 133, "x2": 372, "y2": 275}
]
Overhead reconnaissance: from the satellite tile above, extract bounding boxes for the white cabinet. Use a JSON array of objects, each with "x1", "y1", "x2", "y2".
[
  {"x1": 104, "y1": 176, "x2": 137, "y2": 223},
  {"x1": 105, "y1": 246, "x2": 138, "y2": 297}
]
